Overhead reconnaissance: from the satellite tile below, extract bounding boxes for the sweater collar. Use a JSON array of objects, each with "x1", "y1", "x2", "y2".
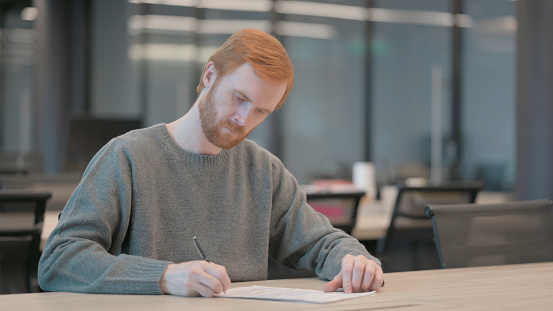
[{"x1": 158, "y1": 123, "x2": 231, "y2": 167}]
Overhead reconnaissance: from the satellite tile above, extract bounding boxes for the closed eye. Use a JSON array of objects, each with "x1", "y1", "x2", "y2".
[
  {"x1": 256, "y1": 108, "x2": 268, "y2": 115},
  {"x1": 235, "y1": 94, "x2": 246, "y2": 104},
  {"x1": 234, "y1": 91, "x2": 271, "y2": 116}
]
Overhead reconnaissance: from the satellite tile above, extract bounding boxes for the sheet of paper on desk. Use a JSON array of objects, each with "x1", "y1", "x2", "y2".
[{"x1": 216, "y1": 286, "x2": 375, "y2": 304}]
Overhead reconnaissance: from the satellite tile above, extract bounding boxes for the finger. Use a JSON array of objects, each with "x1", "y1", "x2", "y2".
[
  {"x1": 194, "y1": 281, "x2": 218, "y2": 298},
  {"x1": 351, "y1": 256, "x2": 367, "y2": 293},
  {"x1": 368, "y1": 265, "x2": 385, "y2": 291},
  {"x1": 341, "y1": 255, "x2": 355, "y2": 293},
  {"x1": 323, "y1": 273, "x2": 342, "y2": 292},
  {"x1": 202, "y1": 264, "x2": 231, "y2": 294},
  {"x1": 219, "y1": 266, "x2": 232, "y2": 292},
  {"x1": 205, "y1": 263, "x2": 231, "y2": 292},
  {"x1": 359, "y1": 262, "x2": 376, "y2": 292}
]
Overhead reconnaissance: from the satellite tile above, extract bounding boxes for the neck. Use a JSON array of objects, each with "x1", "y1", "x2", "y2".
[{"x1": 166, "y1": 101, "x2": 222, "y2": 155}]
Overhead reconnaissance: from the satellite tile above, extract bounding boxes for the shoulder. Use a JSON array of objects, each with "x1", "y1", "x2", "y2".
[
  {"x1": 114, "y1": 124, "x2": 165, "y2": 147},
  {"x1": 101, "y1": 124, "x2": 167, "y2": 155},
  {"x1": 235, "y1": 139, "x2": 284, "y2": 168},
  {"x1": 85, "y1": 124, "x2": 167, "y2": 169},
  {"x1": 233, "y1": 140, "x2": 295, "y2": 187}
]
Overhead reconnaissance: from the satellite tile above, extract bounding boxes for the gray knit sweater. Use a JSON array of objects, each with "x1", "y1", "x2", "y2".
[{"x1": 38, "y1": 124, "x2": 379, "y2": 294}]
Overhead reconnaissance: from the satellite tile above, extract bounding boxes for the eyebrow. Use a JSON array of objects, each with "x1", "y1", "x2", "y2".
[{"x1": 234, "y1": 89, "x2": 273, "y2": 114}]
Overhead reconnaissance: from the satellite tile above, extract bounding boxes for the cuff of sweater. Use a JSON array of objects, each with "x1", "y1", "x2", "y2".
[{"x1": 117, "y1": 254, "x2": 172, "y2": 294}]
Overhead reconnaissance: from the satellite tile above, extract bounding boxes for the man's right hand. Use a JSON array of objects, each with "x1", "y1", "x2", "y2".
[{"x1": 159, "y1": 261, "x2": 231, "y2": 297}]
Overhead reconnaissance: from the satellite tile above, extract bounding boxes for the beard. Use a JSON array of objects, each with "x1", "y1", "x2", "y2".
[{"x1": 198, "y1": 84, "x2": 254, "y2": 150}]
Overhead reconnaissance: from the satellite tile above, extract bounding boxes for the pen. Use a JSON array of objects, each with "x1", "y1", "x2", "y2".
[
  {"x1": 192, "y1": 236, "x2": 210, "y2": 262},
  {"x1": 193, "y1": 236, "x2": 227, "y2": 294}
]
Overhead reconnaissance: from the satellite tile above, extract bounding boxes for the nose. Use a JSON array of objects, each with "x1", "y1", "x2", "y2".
[{"x1": 233, "y1": 103, "x2": 253, "y2": 126}]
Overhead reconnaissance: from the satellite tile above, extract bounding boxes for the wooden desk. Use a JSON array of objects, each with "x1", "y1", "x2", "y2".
[{"x1": 2, "y1": 262, "x2": 552, "y2": 310}]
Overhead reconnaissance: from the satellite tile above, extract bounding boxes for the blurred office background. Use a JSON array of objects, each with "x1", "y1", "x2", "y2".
[{"x1": 1, "y1": 0, "x2": 552, "y2": 198}]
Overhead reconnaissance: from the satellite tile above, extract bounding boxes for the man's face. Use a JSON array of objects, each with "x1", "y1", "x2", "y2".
[{"x1": 199, "y1": 62, "x2": 287, "y2": 150}]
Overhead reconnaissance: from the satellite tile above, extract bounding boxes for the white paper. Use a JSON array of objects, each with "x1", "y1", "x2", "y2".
[{"x1": 216, "y1": 286, "x2": 375, "y2": 304}]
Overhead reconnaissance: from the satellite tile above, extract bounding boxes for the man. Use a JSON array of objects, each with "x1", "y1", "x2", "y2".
[{"x1": 38, "y1": 29, "x2": 383, "y2": 298}]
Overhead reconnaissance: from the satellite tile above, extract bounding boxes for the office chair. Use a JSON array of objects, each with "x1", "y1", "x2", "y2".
[
  {"x1": 306, "y1": 191, "x2": 365, "y2": 235},
  {"x1": 376, "y1": 183, "x2": 481, "y2": 271},
  {"x1": 425, "y1": 199, "x2": 553, "y2": 269},
  {"x1": 0, "y1": 189, "x2": 51, "y2": 293}
]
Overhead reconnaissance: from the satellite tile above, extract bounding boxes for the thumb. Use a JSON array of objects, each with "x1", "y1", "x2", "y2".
[{"x1": 323, "y1": 273, "x2": 343, "y2": 293}]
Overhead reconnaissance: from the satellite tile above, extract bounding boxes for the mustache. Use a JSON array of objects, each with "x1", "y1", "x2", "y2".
[{"x1": 219, "y1": 120, "x2": 245, "y2": 135}]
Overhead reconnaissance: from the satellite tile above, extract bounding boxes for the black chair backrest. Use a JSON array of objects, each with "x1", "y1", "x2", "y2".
[
  {"x1": 0, "y1": 189, "x2": 52, "y2": 293},
  {"x1": 0, "y1": 190, "x2": 52, "y2": 231},
  {"x1": 425, "y1": 199, "x2": 553, "y2": 269},
  {"x1": 306, "y1": 191, "x2": 365, "y2": 235},
  {"x1": 376, "y1": 183, "x2": 482, "y2": 256}
]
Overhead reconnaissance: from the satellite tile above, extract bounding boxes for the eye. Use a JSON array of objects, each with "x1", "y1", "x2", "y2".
[{"x1": 235, "y1": 94, "x2": 246, "y2": 104}]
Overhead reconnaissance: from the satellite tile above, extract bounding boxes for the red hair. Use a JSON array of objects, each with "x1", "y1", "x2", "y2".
[{"x1": 197, "y1": 29, "x2": 294, "y2": 110}]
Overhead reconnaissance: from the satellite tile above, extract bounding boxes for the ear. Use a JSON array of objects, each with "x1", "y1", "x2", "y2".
[{"x1": 202, "y1": 61, "x2": 217, "y2": 89}]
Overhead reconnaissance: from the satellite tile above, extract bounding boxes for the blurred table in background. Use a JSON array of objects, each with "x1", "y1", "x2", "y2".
[
  {"x1": 41, "y1": 211, "x2": 60, "y2": 250},
  {"x1": 40, "y1": 184, "x2": 514, "y2": 251}
]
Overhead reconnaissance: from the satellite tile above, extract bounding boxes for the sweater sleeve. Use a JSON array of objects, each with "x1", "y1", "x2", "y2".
[
  {"x1": 38, "y1": 139, "x2": 171, "y2": 294},
  {"x1": 268, "y1": 159, "x2": 381, "y2": 281}
]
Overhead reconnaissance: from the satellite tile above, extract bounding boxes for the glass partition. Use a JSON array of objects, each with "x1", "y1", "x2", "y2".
[
  {"x1": 461, "y1": 0, "x2": 516, "y2": 191},
  {"x1": 0, "y1": 0, "x2": 517, "y2": 192},
  {"x1": 370, "y1": 0, "x2": 452, "y2": 185}
]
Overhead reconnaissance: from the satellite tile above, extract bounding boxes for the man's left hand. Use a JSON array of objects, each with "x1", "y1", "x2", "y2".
[{"x1": 322, "y1": 254, "x2": 384, "y2": 293}]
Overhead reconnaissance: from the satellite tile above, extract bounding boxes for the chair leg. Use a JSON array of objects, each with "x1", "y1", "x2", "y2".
[{"x1": 411, "y1": 240, "x2": 418, "y2": 270}]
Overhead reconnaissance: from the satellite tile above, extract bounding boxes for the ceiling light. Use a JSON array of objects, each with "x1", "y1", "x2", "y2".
[
  {"x1": 275, "y1": 21, "x2": 336, "y2": 39},
  {"x1": 274, "y1": 1, "x2": 366, "y2": 21},
  {"x1": 198, "y1": 19, "x2": 272, "y2": 34},
  {"x1": 198, "y1": 0, "x2": 272, "y2": 12}
]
